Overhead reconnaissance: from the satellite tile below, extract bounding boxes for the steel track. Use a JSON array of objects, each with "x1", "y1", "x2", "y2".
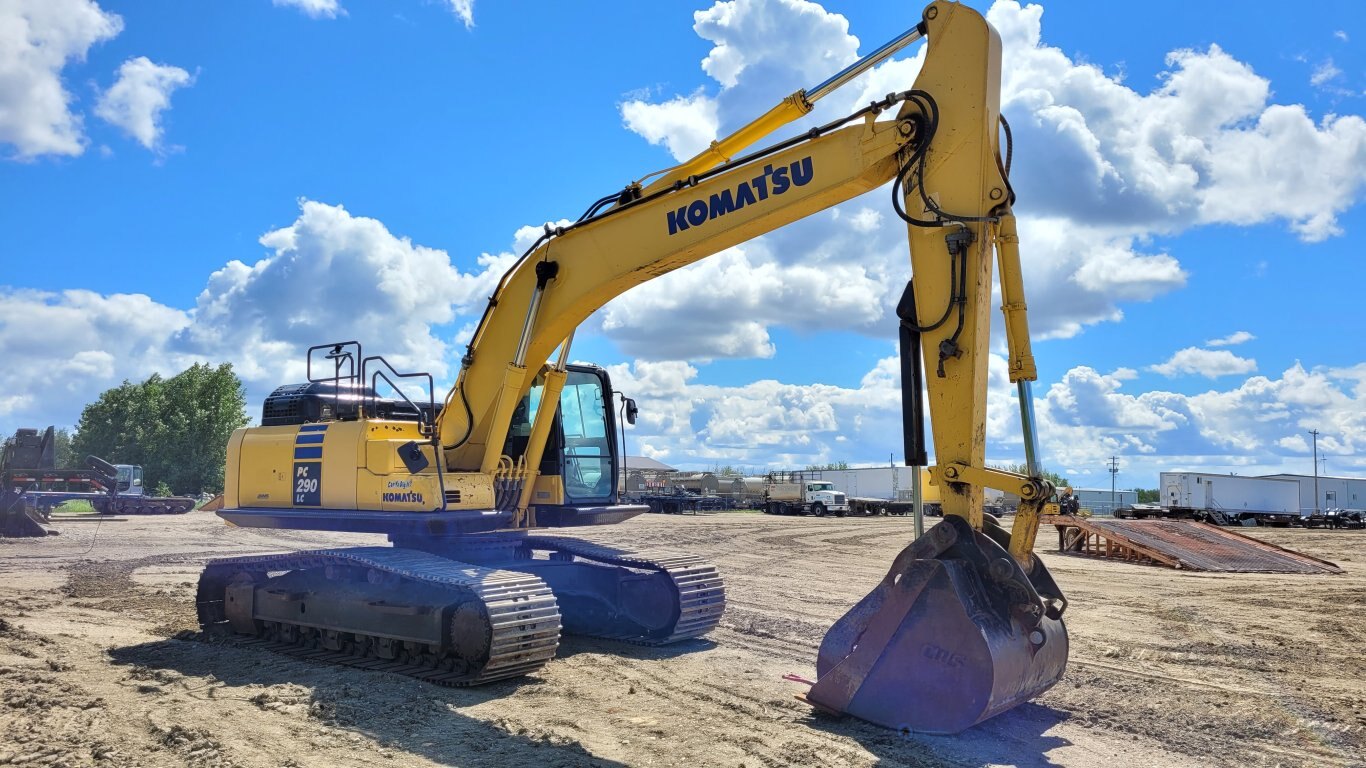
[
  {"x1": 522, "y1": 536, "x2": 726, "y2": 644},
  {"x1": 195, "y1": 546, "x2": 561, "y2": 685}
]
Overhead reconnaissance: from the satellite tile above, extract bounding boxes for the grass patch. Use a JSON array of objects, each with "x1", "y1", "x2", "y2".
[{"x1": 51, "y1": 500, "x2": 98, "y2": 516}]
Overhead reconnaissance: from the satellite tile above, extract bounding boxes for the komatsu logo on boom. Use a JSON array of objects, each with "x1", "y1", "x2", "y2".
[{"x1": 667, "y1": 157, "x2": 814, "y2": 236}]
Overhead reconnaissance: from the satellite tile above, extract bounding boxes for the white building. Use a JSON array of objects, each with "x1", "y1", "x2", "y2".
[
  {"x1": 1160, "y1": 472, "x2": 1299, "y2": 518},
  {"x1": 1074, "y1": 488, "x2": 1138, "y2": 517},
  {"x1": 1259, "y1": 473, "x2": 1366, "y2": 514}
]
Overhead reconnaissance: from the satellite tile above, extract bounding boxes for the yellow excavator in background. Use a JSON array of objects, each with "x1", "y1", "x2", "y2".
[{"x1": 196, "y1": 1, "x2": 1067, "y2": 734}]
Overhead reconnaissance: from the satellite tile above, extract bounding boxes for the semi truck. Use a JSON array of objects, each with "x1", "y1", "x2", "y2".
[
  {"x1": 815, "y1": 467, "x2": 945, "y2": 517},
  {"x1": 762, "y1": 471, "x2": 851, "y2": 516}
]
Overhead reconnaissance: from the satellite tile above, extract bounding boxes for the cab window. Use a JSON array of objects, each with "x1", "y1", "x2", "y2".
[{"x1": 560, "y1": 370, "x2": 613, "y2": 503}]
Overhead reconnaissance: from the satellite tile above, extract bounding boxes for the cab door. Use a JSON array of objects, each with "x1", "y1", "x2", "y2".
[
  {"x1": 501, "y1": 364, "x2": 620, "y2": 506},
  {"x1": 556, "y1": 367, "x2": 618, "y2": 504}
]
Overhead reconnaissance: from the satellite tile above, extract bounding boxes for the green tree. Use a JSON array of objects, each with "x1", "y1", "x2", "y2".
[
  {"x1": 51, "y1": 427, "x2": 76, "y2": 469},
  {"x1": 71, "y1": 379, "x2": 160, "y2": 469},
  {"x1": 993, "y1": 462, "x2": 1069, "y2": 489},
  {"x1": 1132, "y1": 487, "x2": 1160, "y2": 503},
  {"x1": 73, "y1": 363, "x2": 249, "y2": 495},
  {"x1": 805, "y1": 461, "x2": 850, "y2": 471}
]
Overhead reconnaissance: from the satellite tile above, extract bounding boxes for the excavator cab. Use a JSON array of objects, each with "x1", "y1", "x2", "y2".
[{"x1": 503, "y1": 365, "x2": 622, "y2": 505}]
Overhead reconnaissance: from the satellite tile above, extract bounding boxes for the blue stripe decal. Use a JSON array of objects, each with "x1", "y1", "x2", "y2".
[
  {"x1": 293, "y1": 446, "x2": 323, "y2": 460},
  {"x1": 299, "y1": 424, "x2": 329, "y2": 432},
  {"x1": 295, "y1": 433, "x2": 325, "y2": 445}
]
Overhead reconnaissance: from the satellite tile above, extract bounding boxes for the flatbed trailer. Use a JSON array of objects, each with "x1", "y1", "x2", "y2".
[
  {"x1": 1, "y1": 467, "x2": 196, "y2": 516},
  {"x1": 846, "y1": 497, "x2": 943, "y2": 517},
  {"x1": 633, "y1": 493, "x2": 730, "y2": 515}
]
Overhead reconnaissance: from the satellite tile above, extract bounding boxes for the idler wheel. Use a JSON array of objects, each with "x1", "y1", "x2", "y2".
[{"x1": 449, "y1": 601, "x2": 491, "y2": 664}]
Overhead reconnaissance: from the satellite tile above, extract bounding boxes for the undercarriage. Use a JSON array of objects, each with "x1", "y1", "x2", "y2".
[{"x1": 195, "y1": 533, "x2": 726, "y2": 684}]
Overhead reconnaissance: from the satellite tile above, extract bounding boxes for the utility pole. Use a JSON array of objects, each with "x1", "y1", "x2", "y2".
[
  {"x1": 1106, "y1": 455, "x2": 1120, "y2": 515},
  {"x1": 1309, "y1": 429, "x2": 1320, "y2": 515}
]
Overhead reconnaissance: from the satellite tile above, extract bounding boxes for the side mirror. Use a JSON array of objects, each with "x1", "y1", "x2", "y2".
[
  {"x1": 398, "y1": 441, "x2": 430, "y2": 474},
  {"x1": 625, "y1": 398, "x2": 639, "y2": 425}
]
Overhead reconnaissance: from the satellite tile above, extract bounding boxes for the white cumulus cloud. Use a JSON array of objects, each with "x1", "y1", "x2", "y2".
[
  {"x1": 1206, "y1": 330, "x2": 1254, "y2": 347},
  {"x1": 95, "y1": 56, "x2": 193, "y2": 150},
  {"x1": 620, "y1": 91, "x2": 719, "y2": 161},
  {"x1": 989, "y1": 4, "x2": 1366, "y2": 242},
  {"x1": 171, "y1": 199, "x2": 502, "y2": 386},
  {"x1": 0, "y1": 288, "x2": 190, "y2": 426},
  {"x1": 0, "y1": 200, "x2": 523, "y2": 430},
  {"x1": 0, "y1": 0, "x2": 122, "y2": 159},
  {"x1": 1029, "y1": 362, "x2": 1366, "y2": 483},
  {"x1": 1149, "y1": 347, "x2": 1258, "y2": 378},
  {"x1": 604, "y1": 0, "x2": 1366, "y2": 362}
]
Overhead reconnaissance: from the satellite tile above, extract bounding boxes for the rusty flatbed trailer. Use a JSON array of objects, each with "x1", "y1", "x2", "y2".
[{"x1": 1041, "y1": 515, "x2": 1342, "y2": 574}]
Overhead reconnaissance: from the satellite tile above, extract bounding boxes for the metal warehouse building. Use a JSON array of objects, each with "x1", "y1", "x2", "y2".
[
  {"x1": 1074, "y1": 488, "x2": 1138, "y2": 517},
  {"x1": 1259, "y1": 473, "x2": 1366, "y2": 514}
]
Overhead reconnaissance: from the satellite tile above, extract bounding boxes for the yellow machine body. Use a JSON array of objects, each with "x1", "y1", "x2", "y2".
[{"x1": 225, "y1": 421, "x2": 493, "y2": 513}]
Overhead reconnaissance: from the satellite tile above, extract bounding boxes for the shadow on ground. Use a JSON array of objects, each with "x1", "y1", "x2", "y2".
[
  {"x1": 110, "y1": 637, "x2": 626, "y2": 768},
  {"x1": 802, "y1": 701, "x2": 1074, "y2": 768},
  {"x1": 554, "y1": 634, "x2": 717, "y2": 660}
]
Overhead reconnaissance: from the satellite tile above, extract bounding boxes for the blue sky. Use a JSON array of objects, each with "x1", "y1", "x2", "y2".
[{"x1": 2, "y1": 0, "x2": 1364, "y2": 491}]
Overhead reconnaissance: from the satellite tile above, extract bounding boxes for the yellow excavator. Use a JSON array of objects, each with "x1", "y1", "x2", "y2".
[{"x1": 197, "y1": 1, "x2": 1067, "y2": 734}]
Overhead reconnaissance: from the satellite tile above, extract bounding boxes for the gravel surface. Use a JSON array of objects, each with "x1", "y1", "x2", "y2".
[{"x1": 0, "y1": 511, "x2": 1361, "y2": 767}]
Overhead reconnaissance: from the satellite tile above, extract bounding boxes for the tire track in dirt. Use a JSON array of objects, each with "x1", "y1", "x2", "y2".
[{"x1": 551, "y1": 646, "x2": 959, "y2": 768}]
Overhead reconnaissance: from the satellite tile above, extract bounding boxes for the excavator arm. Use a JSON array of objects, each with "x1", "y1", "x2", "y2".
[{"x1": 428, "y1": 2, "x2": 1070, "y2": 732}]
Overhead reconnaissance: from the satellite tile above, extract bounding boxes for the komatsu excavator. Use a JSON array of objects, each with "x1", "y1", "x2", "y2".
[{"x1": 197, "y1": 1, "x2": 1068, "y2": 734}]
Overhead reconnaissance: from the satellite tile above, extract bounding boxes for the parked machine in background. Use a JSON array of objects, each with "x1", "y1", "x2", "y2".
[
  {"x1": 196, "y1": 2, "x2": 1069, "y2": 734},
  {"x1": 814, "y1": 466, "x2": 944, "y2": 517},
  {"x1": 0, "y1": 427, "x2": 196, "y2": 520},
  {"x1": 763, "y1": 471, "x2": 851, "y2": 516},
  {"x1": 633, "y1": 471, "x2": 732, "y2": 514}
]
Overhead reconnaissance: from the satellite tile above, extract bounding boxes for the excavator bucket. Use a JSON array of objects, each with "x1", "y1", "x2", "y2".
[{"x1": 805, "y1": 515, "x2": 1067, "y2": 734}]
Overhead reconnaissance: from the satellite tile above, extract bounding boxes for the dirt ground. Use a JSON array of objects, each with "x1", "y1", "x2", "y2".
[{"x1": 0, "y1": 510, "x2": 1362, "y2": 768}]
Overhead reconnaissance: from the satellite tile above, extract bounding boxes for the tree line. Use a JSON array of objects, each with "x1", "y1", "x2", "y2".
[{"x1": 43, "y1": 363, "x2": 249, "y2": 496}]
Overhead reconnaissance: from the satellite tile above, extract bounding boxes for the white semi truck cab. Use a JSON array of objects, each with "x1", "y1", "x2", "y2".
[{"x1": 764, "y1": 476, "x2": 850, "y2": 517}]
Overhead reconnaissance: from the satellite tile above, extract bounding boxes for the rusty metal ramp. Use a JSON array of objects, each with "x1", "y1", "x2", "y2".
[{"x1": 1041, "y1": 515, "x2": 1342, "y2": 574}]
